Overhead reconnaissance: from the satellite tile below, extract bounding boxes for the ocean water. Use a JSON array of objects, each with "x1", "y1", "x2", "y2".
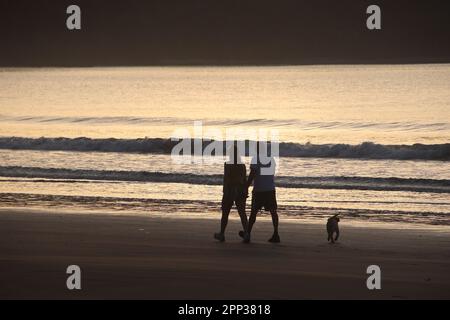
[{"x1": 0, "y1": 65, "x2": 449, "y2": 226}]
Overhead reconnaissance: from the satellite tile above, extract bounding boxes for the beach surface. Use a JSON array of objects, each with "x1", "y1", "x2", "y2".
[{"x1": 0, "y1": 209, "x2": 449, "y2": 299}]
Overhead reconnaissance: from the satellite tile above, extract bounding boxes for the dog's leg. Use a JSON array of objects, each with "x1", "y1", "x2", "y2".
[{"x1": 334, "y1": 229, "x2": 339, "y2": 241}]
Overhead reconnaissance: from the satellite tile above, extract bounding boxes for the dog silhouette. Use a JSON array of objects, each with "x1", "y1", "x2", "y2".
[{"x1": 326, "y1": 214, "x2": 340, "y2": 243}]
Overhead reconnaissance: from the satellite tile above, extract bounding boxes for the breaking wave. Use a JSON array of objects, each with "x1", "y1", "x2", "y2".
[{"x1": 0, "y1": 137, "x2": 449, "y2": 160}]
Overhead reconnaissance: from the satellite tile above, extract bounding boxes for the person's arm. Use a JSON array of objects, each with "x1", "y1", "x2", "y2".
[{"x1": 223, "y1": 163, "x2": 229, "y2": 188}]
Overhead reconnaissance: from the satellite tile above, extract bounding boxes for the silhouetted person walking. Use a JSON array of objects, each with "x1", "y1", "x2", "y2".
[
  {"x1": 214, "y1": 144, "x2": 250, "y2": 242},
  {"x1": 240, "y1": 143, "x2": 280, "y2": 243}
]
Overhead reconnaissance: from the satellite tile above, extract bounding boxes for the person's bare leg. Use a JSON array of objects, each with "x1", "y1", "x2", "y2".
[
  {"x1": 268, "y1": 209, "x2": 280, "y2": 242},
  {"x1": 236, "y1": 202, "x2": 248, "y2": 233},
  {"x1": 270, "y1": 209, "x2": 279, "y2": 235},
  {"x1": 236, "y1": 202, "x2": 251, "y2": 242},
  {"x1": 214, "y1": 208, "x2": 230, "y2": 242},
  {"x1": 248, "y1": 209, "x2": 258, "y2": 234},
  {"x1": 220, "y1": 208, "x2": 231, "y2": 234}
]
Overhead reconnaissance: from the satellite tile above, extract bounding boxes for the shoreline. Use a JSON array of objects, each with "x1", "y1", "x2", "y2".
[
  {"x1": 1, "y1": 208, "x2": 449, "y2": 299},
  {"x1": 1, "y1": 207, "x2": 449, "y2": 232}
]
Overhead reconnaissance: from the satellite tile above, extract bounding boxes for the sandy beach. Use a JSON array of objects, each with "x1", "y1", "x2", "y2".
[{"x1": 0, "y1": 209, "x2": 449, "y2": 299}]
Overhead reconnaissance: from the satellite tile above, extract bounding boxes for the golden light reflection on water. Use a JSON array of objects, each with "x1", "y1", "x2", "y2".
[{"x1": 1, "y1": 65, "x2": 449, "y2": 144}]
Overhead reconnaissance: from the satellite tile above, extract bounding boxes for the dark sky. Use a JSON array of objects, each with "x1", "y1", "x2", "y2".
[{"x1": 1, "y1": 0, "x2": 449, "y2": 66}]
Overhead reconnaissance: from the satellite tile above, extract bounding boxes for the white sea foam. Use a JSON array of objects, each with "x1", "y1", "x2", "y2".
[{"x1": 1, "y1": 166, "x2": 449, "y2": 193}]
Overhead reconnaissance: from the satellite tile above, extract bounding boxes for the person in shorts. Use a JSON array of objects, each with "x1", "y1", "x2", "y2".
[
  {"x1": 214, "y1": 144, "x2": 250, "y2": 242},
  {"x1": 240, "y1": 143, "x2": 280, "y2": 243}
]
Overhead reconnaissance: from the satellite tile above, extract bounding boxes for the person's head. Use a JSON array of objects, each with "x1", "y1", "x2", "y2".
[
  {"x1": 227, "y1": 142, "x2": 242, "y2": 164},
  {"x1": 255, "y1": 141, "x2": 270, "y2": 165}
]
